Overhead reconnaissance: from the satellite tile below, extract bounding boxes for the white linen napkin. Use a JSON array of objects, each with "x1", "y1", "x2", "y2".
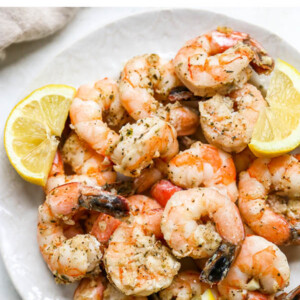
[{"x1": 0, "y1": 8, "x2": 78, "y2": 60}]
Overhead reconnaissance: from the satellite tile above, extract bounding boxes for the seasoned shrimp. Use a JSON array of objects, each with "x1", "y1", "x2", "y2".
[
  {"x1": 199, "y1": 83, "x2": 267, "y2": 153},
  {"x1": 103, "y1": 283, "x2": 147, "y2": 300},
  {"x1": 127, "y1": 194, "x2": 163, "y2": 239},
  {"x1": 74, "y1": 275, "x2": 147, "y2": 300},
  {"x1": 62, "y1": 132, "x2": 113, "y2": 174},
  {"x1": 119, "y1": 54, "x2": 199, "y2": 136},
  {"x1": 238, "y1": 154, "x2": 300, "y2": 245},
  {"x1": 70, "y1": 78, "x2": 125, "y2": 156},
  {"x1": 161, "y1": 188, "x2": 244, "y2": 260},
  {"x1": 38, "y1": 182, "x2": 129, "y2": 283},
  {"x1": 111, "y1": 116, "x2": 179, "y2": 177},
  {"x1": 45, "y1": 147, "x2": 116, "y2": 194},
  {"x1": 168, "y1": 142, "x2": 238, "y2": 202},
  {"x1": 104, "y1": 193, "x2": 180, "y2": 296},
  {"x1": 74, "y1": 276, "x2": 105, "y2": 300},
  {"x1": 174, "y1": 27, "x2": 274, "y2": 97},
  {"x1": 218, "y1": 235, "x2": 290, "y2": 299},
  {"x1": 158, "y1": 270, "x2": 219, "y2": 300},
  {"x1": 88, "y1": 194, "x2": 162, "y2": 245},
  {"x1": 232, "y1": 146, "x2": 256, "y2": 173},
  {"x1": 132, "y1": 161, "x2": 166, "y2": 194}
]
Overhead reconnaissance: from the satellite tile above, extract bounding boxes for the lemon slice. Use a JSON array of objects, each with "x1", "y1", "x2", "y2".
[
  {"x1": 249, "y1": 59, "x2": 300, "y2": 157},
  {"x1": 201, "y1": 289, "x2": 216, "y2": 300},
  {"x1": 4, "y1": 85, "x2": 76, "y2": 186}
]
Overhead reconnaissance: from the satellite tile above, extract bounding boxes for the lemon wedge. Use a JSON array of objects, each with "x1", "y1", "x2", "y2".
[
  {"x1": 201, "y1": 289, "x2": 216, "y2": 300},
  {"x1": 249, "y1": 59, "x2": 300, "y2": 157},
  {"x1": 4, "y1": 84, "x2": 76, "y2": 186}
]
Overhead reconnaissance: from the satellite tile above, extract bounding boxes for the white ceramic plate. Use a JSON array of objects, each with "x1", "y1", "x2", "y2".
[{"x1": 1, "y1": 9, "x2": 299, "y2": 300}]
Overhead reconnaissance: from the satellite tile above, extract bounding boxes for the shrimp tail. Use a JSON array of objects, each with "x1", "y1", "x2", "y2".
[
  {"x1": 276, "y1": 285, "x2": 300, "y2": 300},
  {"x1": 244, "y1": 38, "x2": 275, "y2": 75},
  {"x1": 78, "y1": 191, "x2": 130, "y2": 218},
  {"x1": 168, "y1": 86, "x2": 202, "y2": 102},
  {"x1": 290, "y1": 226, "x2": 300, "y2": 245},
  {"x1": 102, "y1": 180, "x2": 136, "y2": 197},
  {"x1": 200, "y1": 242, "x2": 236, "y2": 284}
]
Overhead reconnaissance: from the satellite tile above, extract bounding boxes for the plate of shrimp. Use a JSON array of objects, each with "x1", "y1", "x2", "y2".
[{"x1": 1, "y1": 8, "x2": 300, "y2": 300}]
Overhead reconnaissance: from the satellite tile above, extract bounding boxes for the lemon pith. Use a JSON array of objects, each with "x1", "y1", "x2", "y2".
[{"x1": 4, "y1": 84, "x2": 76, "y2": 186}]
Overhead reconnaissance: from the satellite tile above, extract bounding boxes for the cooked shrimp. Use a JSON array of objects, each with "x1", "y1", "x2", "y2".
[
  {"x1": 161, "y1": 188, "x2": 244, "y2": 259},
  {"x1": 89, "y1": 195, "x2": 162, "y2": 246},
  {"x1": 119, "y1": 54, "x2": 199, "y2": 136},
  {"x1": 127, "y1": 194, "x2": 163, "y2": 239},
  {"x1": 45, "y1": 148, "x2": 116, "y2": 194},
  {"x1": 104, "y1": 223, "x2": 180, "y2": 296},
  {"x1": 238, "y1": 154, "x2": 300, "y2": 245},
  {"x1": 199, "y1": 83, "x2": 267, "y2": 153},
  {"x1": 232, "y1": 146, "x2": 256, "y2": 173},
  {"x1": 111, "y1": 116, "x2": 179, "y2": 177},
  {"x1": 133, "y1": 158, "x2": 169, "y2": 193},
  {"x1": 103, "y1": 283, "x2": 147, "y2": 300},
  {"x1": 218, "y1": 235, "x2": 290, "y2": 299},
  {"x1": 74, "y1": 276, "x2": 105, "y2": 300},
  {"x1": 62, "y1": 132, "x2": 112, "y2": 174},
  {"x1": 38, "y1": 182, "x2": 129, "y2": 283},
  {"x1": 158, "y1": 270, "x2": 219, "y2": 300},
  {"x1": 174, "y1": 27, "x2": 274, "y2": 97},
  {"x1": 168, "y1": 142, "x2": 238, "y2": 202},
  {"x1": 104, "y1": 193, "x2": 180, "y2": 296},
  {"x1": 74, "y1": 275, "x2": 147, "y2": 300},
  {"x1": 70, "y1": 78, "x2": 124, "y2": 156}
]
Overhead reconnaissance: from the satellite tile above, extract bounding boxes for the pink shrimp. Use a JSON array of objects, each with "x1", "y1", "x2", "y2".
[
  {"x1": 238, "y1": 154, "x2": 300, "y2": 245},
  {"x1": 168, "y1": 142, "x2": 238, "y2": 202},
  {"x1": 174, "y1": 27, "x2": 274, "y2": 97}
]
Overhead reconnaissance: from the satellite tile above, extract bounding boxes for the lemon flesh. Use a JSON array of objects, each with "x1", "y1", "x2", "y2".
[
  {"x1": 249, "y1": 59, "x2": 300, "y2": 157},
  {"x1": 201, "y1": 289, "x2": 216, "y2": 300},
  {"x1": 4, "y1": 85, "x2": 76, "y2": 186}
]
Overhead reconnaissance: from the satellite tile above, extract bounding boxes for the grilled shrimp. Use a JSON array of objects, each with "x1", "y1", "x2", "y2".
[
  {"x1": 38, "y1": 182, "x2": 129, "y2": 283},
  {"x1": 119, "y1": 54, "x2": 199, "y2": 136},
  {"x1": 238, "y1": 154, "x2": 300, "y2": 245},
  {"x1": 199, "y1": 83, "x2": 267, "y2": 153},
  {"x1": 168, "y1": 142, "x2": 238, "y2": 202},
  {"x1": 158, "y1": 270, "x2": 219, "y2": 300},
  {"x1": 104, "y1": 194, "x2": 180, "y2": 296},
  {"x1": 218, "y1": 235, "x2": 290, "y2": 299},
  {"x1": 70, "y1": 78, "x2": 125, "y2": 156},
  {"x1": 173, "y1": 27, "x2": 274, "y2": 97},
  {"x1": 111, "y1": 116, "x2": 179, "y2": 177},
  {"x1": 161, "y1": 187, "x2": 244, "y2": 260}
]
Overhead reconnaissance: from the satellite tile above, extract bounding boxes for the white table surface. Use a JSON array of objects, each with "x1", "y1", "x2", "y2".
[{"x1": 0, "y1": 7, "x2": 299, "y2": 300}]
